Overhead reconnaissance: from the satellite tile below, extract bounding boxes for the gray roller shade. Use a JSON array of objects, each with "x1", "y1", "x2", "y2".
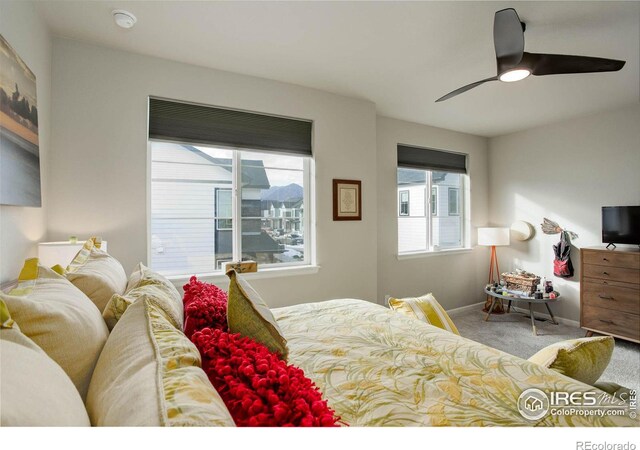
[
  {"x1": 397, "y1": 144, "x2": 467, "y2": 174},
  {"x1": 149, "y1": 98, "x2": 312, "y2": 156}
]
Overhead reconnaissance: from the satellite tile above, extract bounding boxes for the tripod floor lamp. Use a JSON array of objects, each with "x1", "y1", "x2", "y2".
[{"x1": 478, "y1": 227, "x2": 510, "y2": 313}]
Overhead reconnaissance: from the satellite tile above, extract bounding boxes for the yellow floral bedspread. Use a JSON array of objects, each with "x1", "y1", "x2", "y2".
[{"x1": 273, "y1": 299, "x2": 637, "y2": 427}]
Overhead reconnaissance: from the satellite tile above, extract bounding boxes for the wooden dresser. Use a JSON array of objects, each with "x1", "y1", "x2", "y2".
[{"x1": 580, "y1": 247, "x2": 640, "y2": 343}]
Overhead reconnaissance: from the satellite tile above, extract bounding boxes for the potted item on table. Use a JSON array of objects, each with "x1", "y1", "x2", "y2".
[{"x1": 544, "y1": 279, "x2": 554, "y2": 294}]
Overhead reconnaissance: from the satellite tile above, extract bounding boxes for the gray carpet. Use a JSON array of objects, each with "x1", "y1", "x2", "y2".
[{"x1": 449, "y1": 306, "x2": 640, "y2": 392}]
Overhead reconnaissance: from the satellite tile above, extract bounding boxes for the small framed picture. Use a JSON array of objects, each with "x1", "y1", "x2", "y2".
[{"x1": 333, "y1": 179, "x2": 361, "y2": 221}]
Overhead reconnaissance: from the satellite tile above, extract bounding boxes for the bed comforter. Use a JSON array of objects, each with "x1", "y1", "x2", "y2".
[{"x1": 273, "y1": 299, "x2": 636, "y2": 427}]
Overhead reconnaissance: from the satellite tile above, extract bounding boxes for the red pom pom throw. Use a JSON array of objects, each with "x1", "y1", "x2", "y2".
[
  {"x1": 183, "y1": 276, "x2": 228, "y2": 339},
  {"x1": 191, "y1": 328, "x2": 342, "y2": 427}
]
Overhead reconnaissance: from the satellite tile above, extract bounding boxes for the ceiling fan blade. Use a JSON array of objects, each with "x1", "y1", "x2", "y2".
[
  {"x1": 526, "y1": 53, "x2": 626, "y2": 76},
  {"x1": 436, "y1": 77, "x2": 498, "y2": 102},
  {"x1": 494, "y1": 8, "x2": 525, "y2": 71}
]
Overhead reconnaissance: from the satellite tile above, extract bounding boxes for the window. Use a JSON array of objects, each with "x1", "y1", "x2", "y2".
[
  {"x1": 399, "y1": 190, "x2": 409, "y2": 216},
  {"x1": 397, "y1": 144, "x2": 468, "y2": 254},
  {"x1": 148, "y1": 98, "x2": 313, "y2": 277},
  {"x1": 150, "y1": 142, "x2": 311, "y2": 276},
  {"x1": 431, "y1": 187, "x2": 437, "y2": 216},
  {"x1": 215, "y1": 189, "x2": 232, "y2": 230},
  {"x1": 448, "y1": 187, "x2": 459, "y2": 216}
]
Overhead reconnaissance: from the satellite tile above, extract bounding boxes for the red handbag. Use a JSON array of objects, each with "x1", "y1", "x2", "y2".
[
  {"x1": 553, "y1": 231, "x2": 574, "y2": 278},
  {"x1": 553, "y1": 258, "x2": 572, "y2": 277}
]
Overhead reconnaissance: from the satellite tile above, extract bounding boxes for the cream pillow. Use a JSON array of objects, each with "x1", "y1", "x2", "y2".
[
  {"x1": 103, "y1": 263, "x2": 182, "y2": 331},
  {"x1": 1, "y1": 258, "x2": 109, "y2": 400},
  {"x1": 0, "y1": 299, "x2": 91, "y2": 426},
  {"x1": 387, "y1": 293, "x2": 460, "y2": 335},
  {"x1": 528, "y1": 336, "x2": 614, "y2": 385},
  {"x1": 87, "y1": 295, "x2": 235, "y2": 427},
  {"x1": 65, "y1": 237, "x2": 127, "y2": 312}
]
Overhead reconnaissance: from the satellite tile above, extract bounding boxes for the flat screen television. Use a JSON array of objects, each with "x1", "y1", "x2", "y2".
[{"x1": 602, "y1": 206, "x2": 640, "y2": 247}]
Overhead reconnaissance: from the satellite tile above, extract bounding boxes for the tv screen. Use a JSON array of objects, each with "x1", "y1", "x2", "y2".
[{"x1": 602, "y1": 206, "x2": 640, "y2": 245}]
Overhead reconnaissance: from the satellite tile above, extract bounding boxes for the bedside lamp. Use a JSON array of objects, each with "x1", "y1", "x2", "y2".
[
  {"x1": 38, "y1": 239, "x2": 108, "y2": 268},
  {"x1": 478, "y1": 227, "x2": 510, "y2": 313}
]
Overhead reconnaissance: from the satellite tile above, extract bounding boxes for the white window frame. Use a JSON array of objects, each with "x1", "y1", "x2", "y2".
[
  {"x1": 147, "y1": 140, "x2": 315, "y2": 278},
  {"x1": 397, "y1": 168, "x2": 469, "y2": 257}
]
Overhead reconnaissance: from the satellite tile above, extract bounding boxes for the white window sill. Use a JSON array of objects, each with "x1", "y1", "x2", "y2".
[
  {"x1": 397, "y1": 248, "x2": 473, "y2": 260},
  {"x1": 166, "y1": 265, "x2": 320, "y2": 286}
]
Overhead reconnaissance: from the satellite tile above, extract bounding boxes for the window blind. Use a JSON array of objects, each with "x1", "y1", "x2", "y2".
[
  {"x1": 148, "y1": 98, "x2": 312, "y2": 156},
  {"x1": 397, "y1": 144, "x2": 467, "y2": 174}
]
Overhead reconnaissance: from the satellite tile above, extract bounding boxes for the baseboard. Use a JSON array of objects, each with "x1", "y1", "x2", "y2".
[
  {"x1": 445, "y1": 301, "x2": 580, "y2": 328},
  {"x1": 446, "y1": 301, "x2": 485, "y2": 316},
  {"x1": 510, "y1": 305, "x2": 580, "y2": 328}
]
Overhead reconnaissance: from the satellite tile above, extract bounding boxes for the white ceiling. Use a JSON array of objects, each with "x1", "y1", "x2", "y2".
[{"x1": 37, "y1": 1, "x2": 640, "y2": 137}]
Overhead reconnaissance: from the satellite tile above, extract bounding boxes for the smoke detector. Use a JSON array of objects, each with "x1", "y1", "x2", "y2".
[{"x1": 112, "y1": 10, "x2": 137, "y2": 29}]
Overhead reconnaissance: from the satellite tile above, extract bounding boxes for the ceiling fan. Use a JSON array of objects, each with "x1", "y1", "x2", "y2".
[{"x1": 436, "y1": 8, "x2": 626, "y2": 102}]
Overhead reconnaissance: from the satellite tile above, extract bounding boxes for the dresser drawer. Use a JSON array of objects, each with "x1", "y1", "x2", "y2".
[
  {"x1": 582, "y1": 280, "x2": 640, "y2": 315},
  {"x1": 583, "y1": 250, "x2": 640, "y2": 270},
  {"x1": 582, "y1": 304, "x2": 640, "y2": 342},
  {"x1": 582, "y1": 264, "x2": 640, "y2": 284}
]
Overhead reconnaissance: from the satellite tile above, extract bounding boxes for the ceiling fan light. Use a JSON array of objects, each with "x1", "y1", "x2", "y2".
[{"x1": 499, "y1": 68, "x2": 531, "y2": 82}]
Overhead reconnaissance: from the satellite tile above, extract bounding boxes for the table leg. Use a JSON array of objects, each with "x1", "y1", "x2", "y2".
[
  {"x1": 507, "y1": 300, "x2": 512, "y2": 313},
  {"x1": 485, "y1": 298, "x2": 496, "y2": 322},
  {"x1": 529, "y1": 302, "x2": 537, "y2": 336},
  {"x1": 585, "y1": 330, "x2": 594, "y2": 337},
  {"x1": 545, "y1": 303, "x2": 558, "y2": 325}
]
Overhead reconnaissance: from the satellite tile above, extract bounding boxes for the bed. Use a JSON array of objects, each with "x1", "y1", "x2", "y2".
[
  {"x1": 3, "y1": 248, "x2": 636, "y2": 427},
  {"x1": 274, "y1": 299, "x2": 637, "y2": 427}
]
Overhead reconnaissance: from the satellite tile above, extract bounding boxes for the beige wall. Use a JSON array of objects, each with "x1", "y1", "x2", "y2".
[
  {"x1": 376, "y1": 116, "x2": 490, "y2": 309},
  {"x1": 488, "y1": 104, "x2": 640, "y2": 322},
  {"x1": 49, "y1": 38, "x2": 378, "y2": 308},
  {"x1": 0, "y1": 1, "x2": 51, "y2": 284},
  {"x1": 21, "y1": 22, "x2": 633, "y2": 320}
]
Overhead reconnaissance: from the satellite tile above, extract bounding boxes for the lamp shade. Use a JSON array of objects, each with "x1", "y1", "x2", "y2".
[
  {"x1": 477, "y1": 228, "x2": 510, "y2": 247},
  {"x1": 38, "y1": 240, "x2": 108, "y2": 268}
]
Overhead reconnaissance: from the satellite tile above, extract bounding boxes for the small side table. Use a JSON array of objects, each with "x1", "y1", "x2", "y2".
[{"x1": 483, "y1": 288, "x2": 560, "y2": 336}]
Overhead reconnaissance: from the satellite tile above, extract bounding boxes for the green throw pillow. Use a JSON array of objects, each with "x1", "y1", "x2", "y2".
[
  {"x1": 226, "y1": 269, "x2": 288, "y2": 359},
  {"x1": 527, "y1": 336, "x2": 614, "y2": 385}
]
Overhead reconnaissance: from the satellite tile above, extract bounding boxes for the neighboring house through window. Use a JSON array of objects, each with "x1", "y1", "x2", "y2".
[
  {"x1": 397, "y1": 144, "x2": 468, "y2": 254},
  {"x1": 215, "y1": 188, "x2": 232, "y2": 230},
  {"x1": 431, "y1": 186, "x2": 437, "y2": 216},
  {"x1": 399, "y1": 190, "x2": 409, "y2": 216},
  {"x1": 448, "y1": 187, "x2": 459, "y2": 216}
]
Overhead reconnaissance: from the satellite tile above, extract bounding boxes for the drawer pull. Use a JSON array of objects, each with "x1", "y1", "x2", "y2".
[
  {"x1": 603, "y1": 271, "x2": 609, "y2": 275},
  {"x1": 603, "y1": 258, "x2": 609, "y2": 262},
  {"x1": 598, "y1": 294, "x2": 614, "y2": 300},
  {"x1": 599, "y1": 319, "x2": 615, "y2": 325}
]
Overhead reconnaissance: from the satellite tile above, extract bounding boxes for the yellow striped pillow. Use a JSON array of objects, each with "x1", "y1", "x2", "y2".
[{"x1": 388, "y1": 293, "x2": 460, "y2": 335}]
